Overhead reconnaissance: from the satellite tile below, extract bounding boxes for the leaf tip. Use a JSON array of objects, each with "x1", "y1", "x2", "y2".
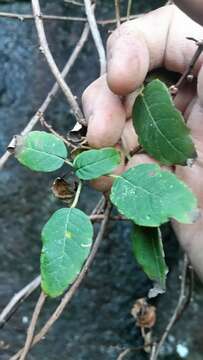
[
  {"x1": 148, "y1": 282, "x2": 166, "y2": 299},
  {"x1": 187, "y1": 208, "x2": 201, "y2": 224},
  {"x1": 186, "y1": 155, "x2": 197, "y2": 168}
]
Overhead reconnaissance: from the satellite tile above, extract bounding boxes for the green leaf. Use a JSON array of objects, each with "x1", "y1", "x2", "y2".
[
  {"x1": 133, "y1": 79, "x2": 197, "y2": 165},
  {"x1": 132, "y1": 225, "x2": 168, "y2": 293},
  {"x1": 14, "y1": 131, "x2": 68, "y2": 172},
  {"x1": 73, "y1": 147, "x2": 121, "y2": 180},
  {"x1": 41, "y1": 208, "x2": 93, "y2": 297},
  {"x1": 110, "y1": 164, "x2": 198, "y2": 227}
]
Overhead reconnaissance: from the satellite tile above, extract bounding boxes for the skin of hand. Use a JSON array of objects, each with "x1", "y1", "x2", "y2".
[
  {"x1": 82, "y1": 4, "x2": 203, "y2": 280},
  {"x1": 174, "y1": 0, "x2": 203, "y2": 25}
]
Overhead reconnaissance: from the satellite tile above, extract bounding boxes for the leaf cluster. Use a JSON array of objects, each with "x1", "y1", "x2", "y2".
[{"x1": 14, "y1": 80, "x2": 198, "y2": 297}]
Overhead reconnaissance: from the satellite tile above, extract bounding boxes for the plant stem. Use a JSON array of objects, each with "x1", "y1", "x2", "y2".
[
  {"x1": 115, "y1": 0, "x2": 121, "y2": 27},
  {"x1": 64, "y1": 159, "x2": 74, "y2": 167},
  {"x1": 31, "y1": 0, "x2": 86, "y2": 126},
  {"x1": 0, "y1": 276, "x2": 41, "y2": 329},
  {"x1": 18, "y1": 292, "x2": 46, "y2": 360},
  {"x1": 0, "y1": 23, "x2": 89, "y2": 169},
  {"x1": 84, "y1": 0, "x2": 106, "y2": 75},
  {"x1": 127, "y1": 0, "x2": 132, "y2": 20},
  {"x1": 71, "y1": 180, "x2": 82, "y2": 208},
  {"x1": 150, "y1": 254, "x2": 191, "y2": 359}
]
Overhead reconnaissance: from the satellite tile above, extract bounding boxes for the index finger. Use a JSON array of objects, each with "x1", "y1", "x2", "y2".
[{"x1": 107, "y1": 4, "x2": 203, "y2": 95}]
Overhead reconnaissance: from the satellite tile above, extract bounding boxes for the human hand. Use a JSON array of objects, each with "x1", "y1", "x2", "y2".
[
  {"x1": 174, "y1": 0, "x2": 203, "y2": 25},
  {"x1": 82, "y1": 4, "x2": 203, "y2": 280}
]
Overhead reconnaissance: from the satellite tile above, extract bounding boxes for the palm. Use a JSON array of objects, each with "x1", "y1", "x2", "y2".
[{"x1": 82, "y1": 5, "x2": 203, "y2": 279}]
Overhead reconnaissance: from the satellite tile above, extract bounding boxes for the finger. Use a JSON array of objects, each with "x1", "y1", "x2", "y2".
[
  {"x1": 82, "y1": 75, "x2": 126, "y2": 148},
  {"x1": 107, "y1": 5, "x2": 203, "y2": 95},
  {"x1": 125, "y1": 154, "x2": 172, "y2": 172},
  {"x1": 173, "y1": 67, "x2": 203, "y2": 280},
  {"x1": 174, "y1": 0, "x2": 203, "y2": 25},
  {"x1": 121, "y1": 119, "x2": 138, "y2": 153},
  {"x1": 173, "y1": 81, "x2": 196, "y2": 114},
  {"x1": 183, "y1": 65, "x2": 203, "y2": 156}
]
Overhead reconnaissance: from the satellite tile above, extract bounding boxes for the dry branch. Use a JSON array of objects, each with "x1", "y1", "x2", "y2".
[
  {"x1": 84, "y1": 0, "x2": 106, "y2": 75},
  {"x1": 127, "y1": 0, "x2": 132, "y2": 20},
  {"x1": 114, "y1": 0, "x2": 121, "y2": 27},
  {"x1": 19, "y1": 292, "x2": 47, "y2": 360},
  {"x1": 0, "y1": 12, "x2": 86, "y2": 22},
  {"x1": 31, "y1": 0, "x2": 86, "y2": 126},
  {"x1": 150, "y1": 255, "x2": 191, "y2": 360},
  {"x1": 0, "y1": 23, "x2": 89, "y2": 169},
  {"x1": 0, "y1": 276, "x2": 41, "y2": 328},
  {"x1": 64, "y1": 0, "x2": 84, "y2": 6},
  {"x1": 0, "y1": 11, "x2": 140, "y2": 24}
]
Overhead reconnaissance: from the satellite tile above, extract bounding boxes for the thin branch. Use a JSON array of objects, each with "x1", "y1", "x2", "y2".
[
  {"x1": 117, "y1": 348, "x2": 131, "y2": 360},
  {"x1": 64, "y1": 0, "x2": 84, "y2": 6},
  {"x1": 11, "y1": 202, "x2": 111, "y2": 360},
  {"x1": 31, "y1": 0, "x2": 86, "y2": 125},
  {"x1": 0, "y1": 276, "x2": 41, "y2": 329},
  {"x1": 84, "y1": 0, "x2": 106, "y2": 75},
  {"x1": 151, "y1": 254, "x2": 190, "y2": 360},
  {"x1": 175, "y1": 263, "x2": 194, "y2": 321},
  {"x1": 0, "y1": 23, "x2": 89, "y2": 169},
  {"x1": 98, "y1": 14, "x2": 141, "y2": 25},
  {"x1": 91, "y1": 196, "x2": 105, "y2": 215},
  {"x1": 90, "y1": 214, "x2": 130, "y2": 221},
  {"x1": 150, "y1": 343, "x2": 157, "y2": 360},
  {"x1": 0, "y1": 12, "x2": 87, "y2": 22},
  {"x1": 19, "y1": 292, "x2": 47, "y2": 360},
  {"x1": 41, "y1": 117, "x2": 77, "y2": 149},
  {"x1": 126, "y1": 0, "x2": 132, "y2": 20},
  {"x1": 170, "y1": 38, "x2": 203, "y2": 95},
  {"x1": 114, "y1": 0, "x2": 121, "y2": 28},
  {"x1": 0, "y1": 11, "x2": 141, "y2": 25}
]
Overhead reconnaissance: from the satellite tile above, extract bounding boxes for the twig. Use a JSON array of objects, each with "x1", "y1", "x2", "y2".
[
  {"x1": 150, "y1": 343, "x2": 157, "y2": 360},
  {"x1": 170, "y1": 38, "x2": 203, "y2": 95},
  {"x1": 126, "y1": 0, "x2": 132, "y2": 20},
  {"x1": 175, "y1": 262, "x2": 194, "y2": 323},
  {"x1": 98, "y1": 14, "x2": 140, "y2": 25},
  {"x1": 64, "y1": 0, "x2": 84, "y2": 6},
  {"x1": 91, "y1": 196, "x2": 105, "y2": 215},
  {"x1": 0, "y1": 12, "x2": 87, "y2": 22},
  {"x1": 11, "y1": 202, "x2": 111, "y2": 360},
  {"x1": 117, "y1": 348, "x2": 131, "y2": 360},
  {"x1": 18, "y1": 292, "x2": 47, "y2": 360},
  {"x1": 31, "y1": 0, "x2": 86, "y2": 126},
  {"x1": 114, "y1": 0, "x2": 121, "y2": 28},
  {"x1": 41, "y1": 117, "x2": 77, "y2": 149},
  {"x1": 151, "y1": 254, "x2": 190, "y2": 360},
  {"x1": 0, "y1": 23, "x2": 89, "y2": 169},
  {"x1": 90, "y1": 214, "x2": 130, "y2": 221},
  {"x1": 0, "y1": 276, "x2": 41, "y2": 329},
  {"x1": 84, "y1": 0, "x2": 106, "y2": 75},
  {"x1": 0, "y1": 11, "x2": 141, "y2": 25}
]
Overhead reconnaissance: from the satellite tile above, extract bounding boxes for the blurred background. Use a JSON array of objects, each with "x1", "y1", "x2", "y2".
[{"x1": 0, "y1": 1, "x2": 203, "y2": 359}]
